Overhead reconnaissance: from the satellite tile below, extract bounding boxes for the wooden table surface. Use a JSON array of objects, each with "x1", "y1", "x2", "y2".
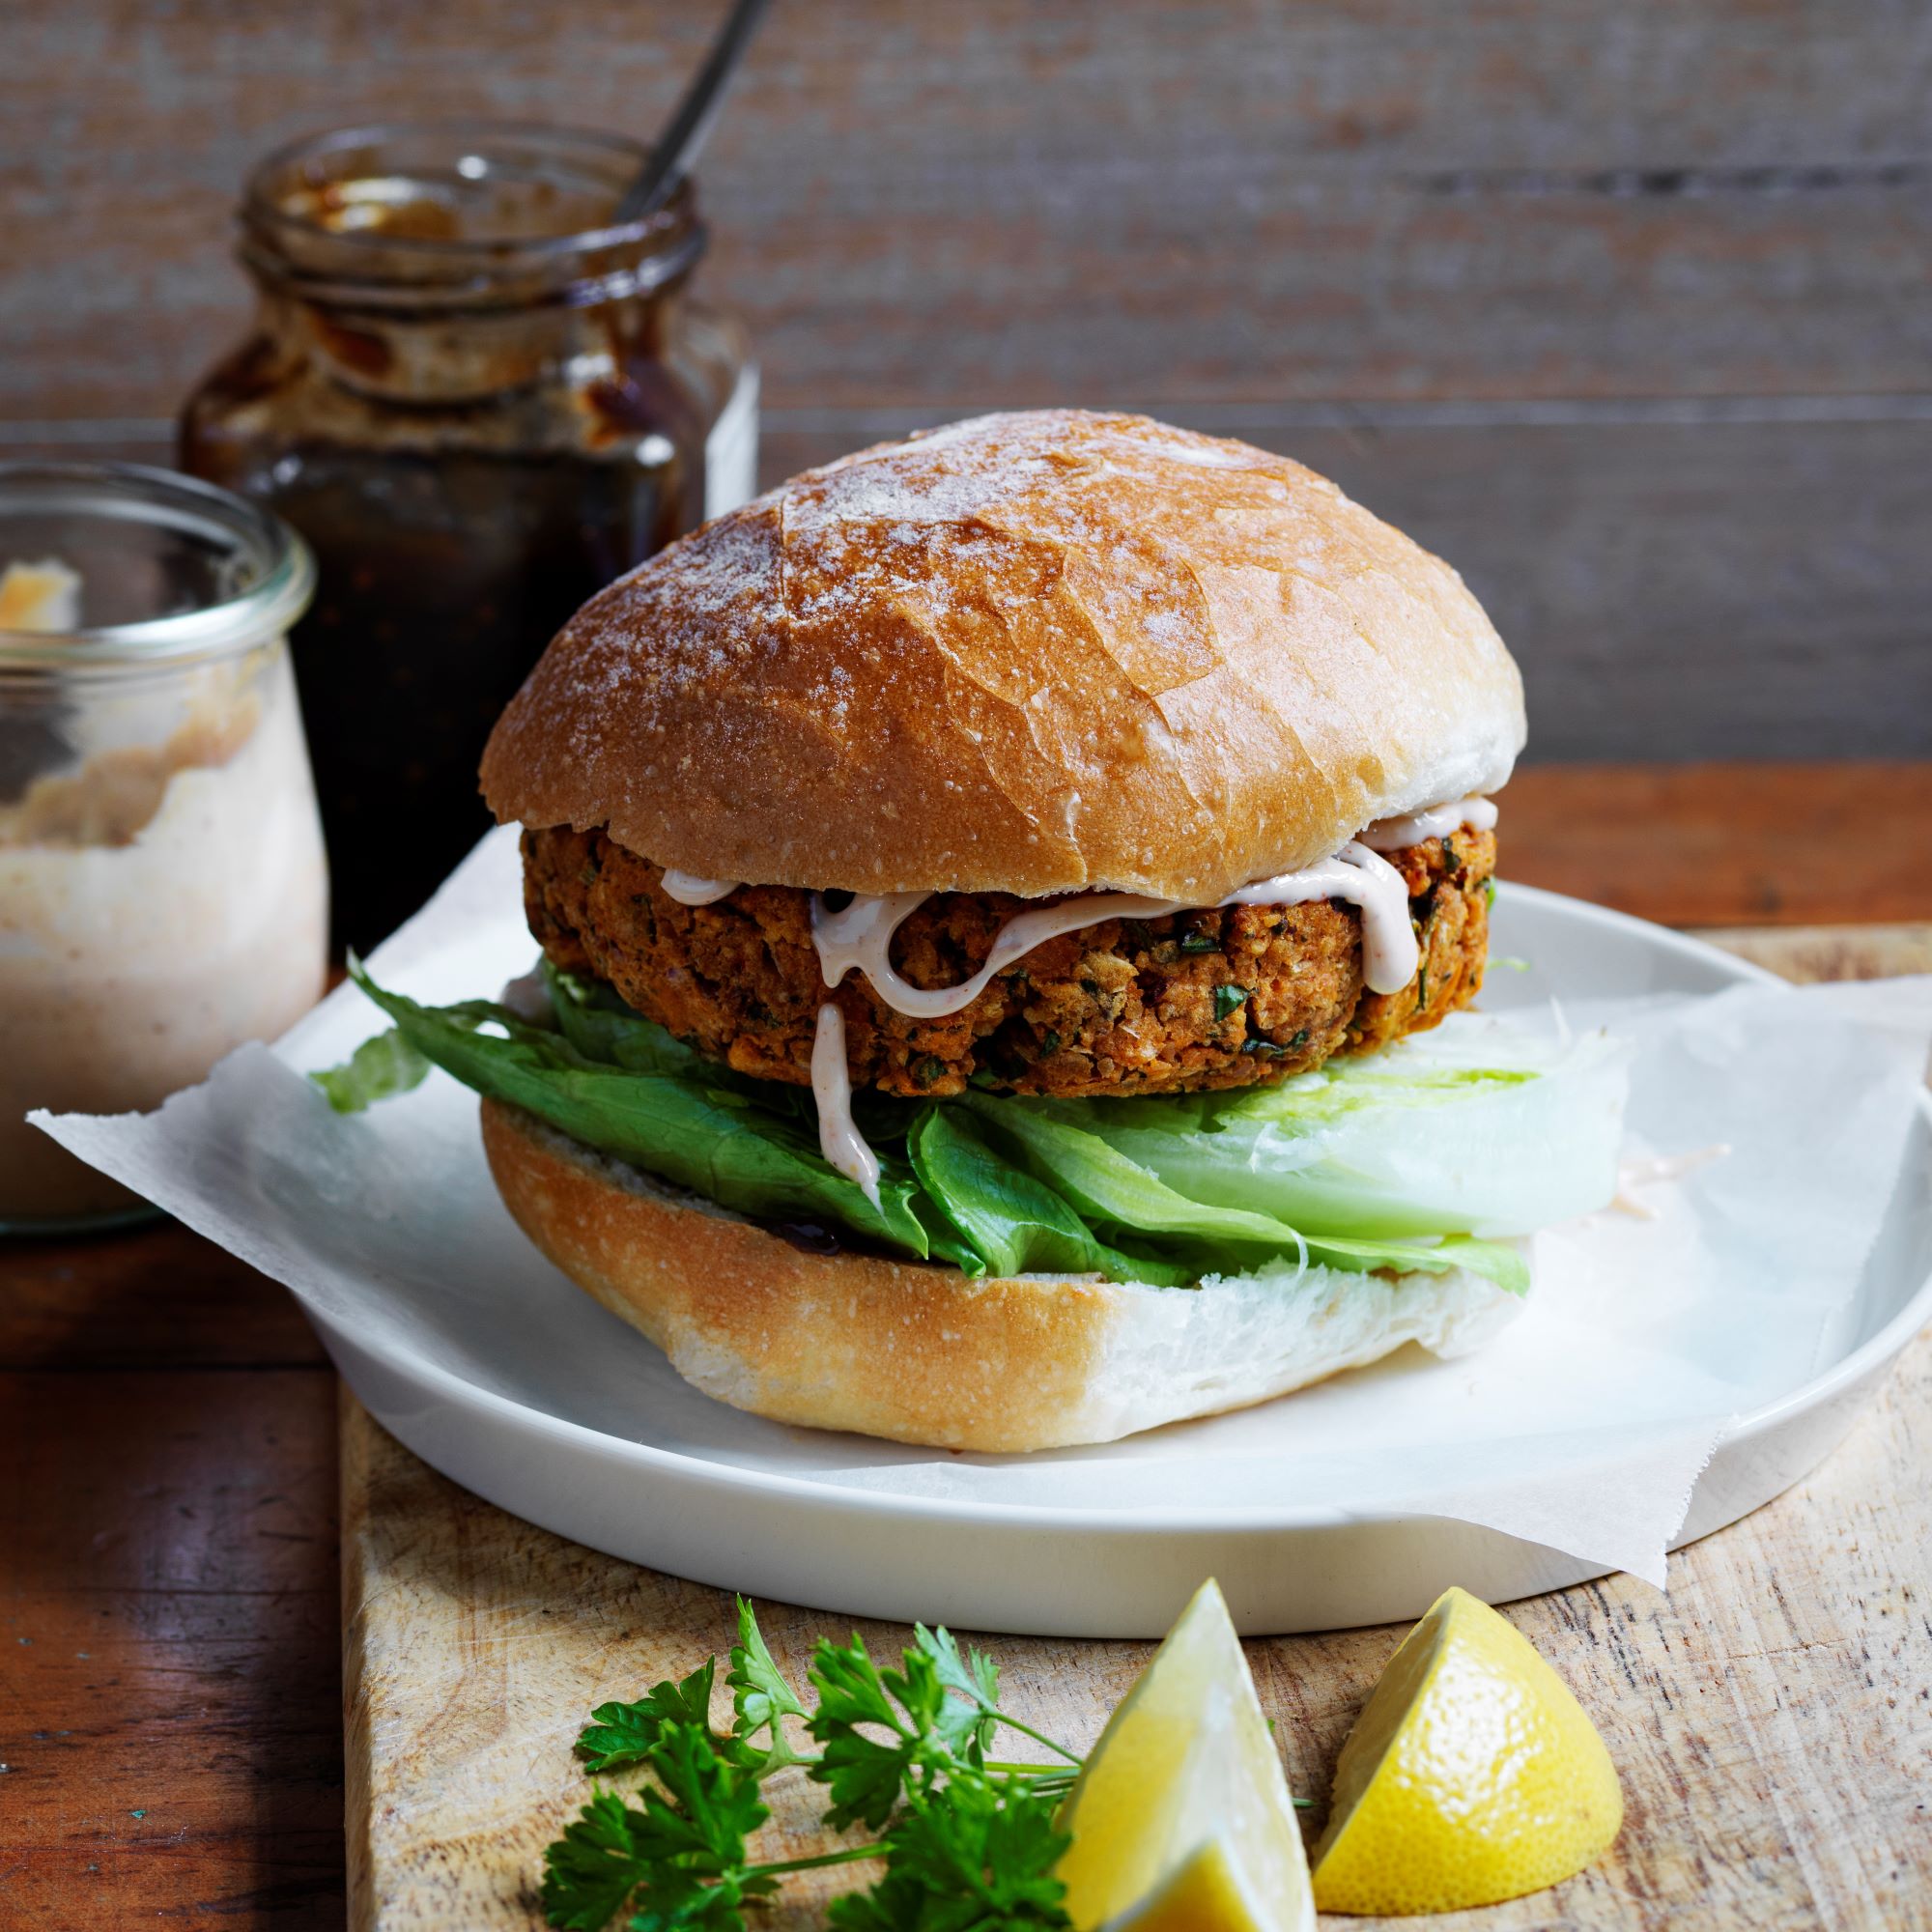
[{"x1": 5, "y1": 763, "x2": 1931, "y2": 1927}]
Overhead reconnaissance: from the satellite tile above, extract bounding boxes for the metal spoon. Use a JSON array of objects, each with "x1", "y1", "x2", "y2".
[{"x1": 615, "y1": 0, "x2": 775, "y2": 225}]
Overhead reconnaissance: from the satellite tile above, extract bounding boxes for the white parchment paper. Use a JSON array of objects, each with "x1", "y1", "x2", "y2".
[{"x1": 35, "y1": 827, "x2": 1932, "y2": 1589}]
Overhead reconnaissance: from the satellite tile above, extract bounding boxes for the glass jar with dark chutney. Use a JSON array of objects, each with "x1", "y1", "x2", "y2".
[{"x1": 181, "y1": 122, "x2": 754, "y2": 947}]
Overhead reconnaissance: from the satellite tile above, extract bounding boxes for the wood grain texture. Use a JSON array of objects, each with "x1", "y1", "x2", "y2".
[
  {"x1": 0, "y1": 1362, "x2": 343, "y2": 1925},
  {"x1": 0, "y1": 1224, "x2": 327, "y2": 1371},
  {"x1": 1690, "y1": 922, "x2": 1932, "y2": 986},
  {"x1": 5, "y1": 1, "x2": 1932, "y2": 420},
  {"x1": 337, "y1": 923, "x2": 1932, "y2": 1930},
  {"x1": 1501, "y1": 765, "x2": 1932, "y2": 924}
]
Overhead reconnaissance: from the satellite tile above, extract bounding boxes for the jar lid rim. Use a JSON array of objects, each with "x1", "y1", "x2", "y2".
[
  {"x1": 0, "y1": 463, "x2": 316, "y2": 670},
  {"x1": 242, "y1": 118, "x2": 700, "y2": 269}
]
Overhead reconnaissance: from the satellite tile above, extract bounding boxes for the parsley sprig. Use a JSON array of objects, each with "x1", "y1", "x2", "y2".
[{"x1": 542, "y1": 1599, "x2": 1078, "y2": 1931}]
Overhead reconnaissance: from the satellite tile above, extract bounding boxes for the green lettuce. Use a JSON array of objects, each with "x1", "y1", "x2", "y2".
[
  {"x1": 310, "y1": 960, "x2": 1619, "y2": 1295},
  {"x1": 908, "y1": 1108, "x2": 1197, "y2": 1287},
  {"x1": 956, "y1": 1091, "x2": 1528, "y2": 1288},
  {"x1": 1018, "y1": 1023, "x2": 1631, "y2": 1240},
  {"x1": 310, "y1": 1024, "x2": 432, "y2": 1113},
  {"x1": 334, "y1": 962, "x2": 985, "y2": 1270}
]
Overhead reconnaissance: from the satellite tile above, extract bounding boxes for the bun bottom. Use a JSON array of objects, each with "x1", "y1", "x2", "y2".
[{"x1": 481, "y1": 1099, "x2": 1523, "y2": 1453}]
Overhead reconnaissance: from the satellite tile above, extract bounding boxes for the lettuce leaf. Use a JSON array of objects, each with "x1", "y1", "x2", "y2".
[
  {"x1": 333, "y1": 961, "x2": 979, "y2": 1270},
  {"x1": 310, "y1": 1025, "x2": 432, "y2": 1114},
  {"x1": 908, "y1": 1108, "x2": 1197, "y2": 1287},
  {"x1": 959, "y1": 1090, "x2": 1529, "y2": 1293},
  {"x1": 313, "y1": 963, "x2": 1614, "y2": 1295},
  {"x1": 1003, "y1": 1021, "x2": 1631, "y2": 1241}
]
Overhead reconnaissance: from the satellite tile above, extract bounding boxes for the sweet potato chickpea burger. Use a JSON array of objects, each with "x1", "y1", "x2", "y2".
[{"x1": 330, "y1": 412, "x2": 1629, "y2": 1451}]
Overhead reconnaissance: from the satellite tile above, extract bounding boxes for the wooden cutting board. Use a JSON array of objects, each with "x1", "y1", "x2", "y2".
[{"x1": 341, "y1": 924, "x2": 1932, "y2": 1930}]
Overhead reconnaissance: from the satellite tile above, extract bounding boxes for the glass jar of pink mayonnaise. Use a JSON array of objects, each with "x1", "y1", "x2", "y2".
[{"x1": 0, "y1": 463, "x2": 328, "y2": 1233}]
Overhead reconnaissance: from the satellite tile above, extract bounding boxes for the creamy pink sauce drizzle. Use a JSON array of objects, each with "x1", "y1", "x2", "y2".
[
  {"x1": 808, "y1": 838, "x2": 1423, "y2": 1014},
  {"x1": 1357, "y1": 794, "x2": 1498, "y2": 852},
  {"x1": 811, "y1": 887, "x2": 1176, "y2": 1016},
  {"x1": 810, "y1": 1002, "x2": 882, "y2": 1208},
  {"x1": 660, "y1": 868, "x2": 742, "y2": 906}
]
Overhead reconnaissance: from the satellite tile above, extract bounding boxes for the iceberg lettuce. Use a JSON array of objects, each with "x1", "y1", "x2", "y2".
[{"x1": 993, "y1": 1017, "x2": 1631, "y2": 1241}]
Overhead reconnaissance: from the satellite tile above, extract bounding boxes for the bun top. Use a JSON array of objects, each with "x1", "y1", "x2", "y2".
[{"x1": 480, "y1": 410, "x2": 1525, "y2": 900}]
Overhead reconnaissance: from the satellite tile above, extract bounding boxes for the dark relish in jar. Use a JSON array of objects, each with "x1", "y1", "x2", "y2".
[{"x1": 181, "y1": 124, "x2": 752, "y2": 947}]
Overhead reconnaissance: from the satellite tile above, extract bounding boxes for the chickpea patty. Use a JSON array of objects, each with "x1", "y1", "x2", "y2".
[{"x1": 523, "y1": 824, "x2": 1495, "y2": 1101}]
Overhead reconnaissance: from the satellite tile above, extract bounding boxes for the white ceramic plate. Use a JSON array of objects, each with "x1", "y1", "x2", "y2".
[{"x1": 284, "y1": 882, "x2": 1932, "y2": 1637}]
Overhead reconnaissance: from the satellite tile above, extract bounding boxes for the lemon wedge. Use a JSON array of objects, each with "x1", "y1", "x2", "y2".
[
  {"x1": 1056, "y1": 1578, "x2": 1314, "y2": 1932},
  {"x1": 1312, "y1": 1585, "x2": 1623, "y2": 1915}
]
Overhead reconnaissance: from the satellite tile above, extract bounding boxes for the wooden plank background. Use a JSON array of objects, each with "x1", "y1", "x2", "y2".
[{"x1": 4, "y1": 0, "x2": 1930, "y2": 760}]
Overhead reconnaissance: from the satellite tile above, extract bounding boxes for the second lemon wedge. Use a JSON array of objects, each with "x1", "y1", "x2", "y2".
[
  {"x1": 1312, "y1": 1585, "x2": 1624, "y2": 1915},
  {"x1": 1055, "y1": 1578, "x2": 1314, "y2": 1932}
]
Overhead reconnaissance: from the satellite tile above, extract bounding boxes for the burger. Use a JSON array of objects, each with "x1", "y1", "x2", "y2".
[{"x1": 321, "y1": 411, "x2": 1627, "y2": 1451}]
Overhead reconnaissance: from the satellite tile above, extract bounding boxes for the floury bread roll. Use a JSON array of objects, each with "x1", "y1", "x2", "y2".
[{"x1": 326, "y1": 412, "x2": 1624, "y2": 1451}]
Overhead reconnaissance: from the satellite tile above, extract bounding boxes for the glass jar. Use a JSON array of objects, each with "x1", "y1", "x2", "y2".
[
  {"x1": 180, "y1": 122, "x2": 755, "y2": 949},
  {"x1": 0, "y1": 463, "x2": 327, "y2": 1235}
]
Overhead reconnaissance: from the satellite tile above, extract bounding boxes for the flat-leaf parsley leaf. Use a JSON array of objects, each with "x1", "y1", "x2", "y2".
[
  {"x1": 578, "y1": 1658, "x2": 722, "y2": 1773},
  {"x1": 540, "y1": 1602, "x2": 1083, "y2": 1931}
]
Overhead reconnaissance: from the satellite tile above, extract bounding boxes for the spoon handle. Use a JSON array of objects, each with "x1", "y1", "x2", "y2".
[{"x1": 615, "y1": 0, "x2": 776, "y2": 225}]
